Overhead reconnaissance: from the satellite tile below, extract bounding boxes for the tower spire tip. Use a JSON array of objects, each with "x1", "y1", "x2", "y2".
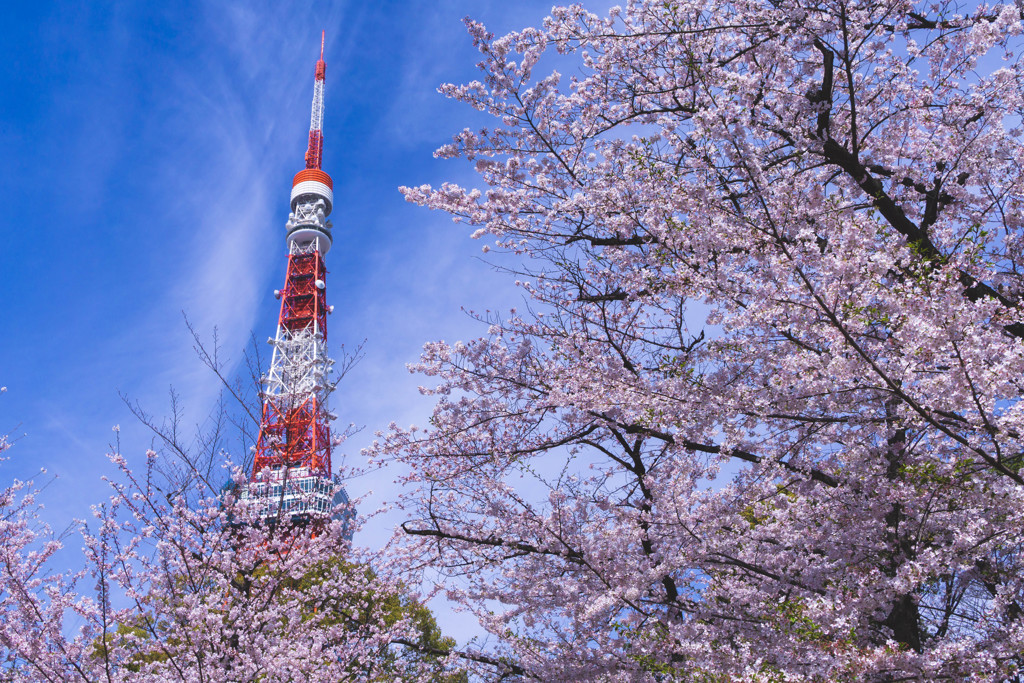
[{"x1": 305, "y1": 30, "x2": 327, "y2": 169}]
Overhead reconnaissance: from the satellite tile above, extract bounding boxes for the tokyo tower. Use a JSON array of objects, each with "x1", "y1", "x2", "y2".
[{"x1": 243, "y1": 33, "x2": 348, "y2": 527}]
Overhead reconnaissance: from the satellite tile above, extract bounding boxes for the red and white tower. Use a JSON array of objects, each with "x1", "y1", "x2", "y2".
[{"x1": 245, "y1": 33, "x2": 345, "y2": 524}]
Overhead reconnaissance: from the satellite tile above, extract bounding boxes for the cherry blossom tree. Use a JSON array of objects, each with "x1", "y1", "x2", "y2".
[
  {"x1": 81, "y1": 449, "x2": 458, "y2": 682},
  {"x1": 387, "y1": 0, "x2": 1024, "y2": 679},
  {"x1": 0, "y1": 389, "x2": 462, "y2": 681},
  {"x1": 0, "y1": 398, "x2": 102, "y2": 679}
]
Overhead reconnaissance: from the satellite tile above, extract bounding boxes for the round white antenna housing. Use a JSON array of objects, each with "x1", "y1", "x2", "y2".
[{"x1": 291, "y1": 169, "x2": 334, "y2": 215}]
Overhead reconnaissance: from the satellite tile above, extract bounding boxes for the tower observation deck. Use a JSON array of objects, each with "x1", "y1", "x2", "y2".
[{"x1": 242, "y1": 33, "x2": 350, "y2": 530}]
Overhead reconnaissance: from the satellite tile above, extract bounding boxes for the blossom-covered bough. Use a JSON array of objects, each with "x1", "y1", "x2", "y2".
[
  {"x1": 0, "y1": 429, "x2": 98, "y2": 680},
  {"x1": 0, "y1": 427, "x2": 461, "y2": 681},
  {"x1": 388, "y1": 0, "x2": 1024, "y2": 679},
  {"x1": 82, "y1": 451, "x2": 444, "y2": 682}
]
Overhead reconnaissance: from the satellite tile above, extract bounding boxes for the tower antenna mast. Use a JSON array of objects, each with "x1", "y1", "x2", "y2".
[{"x1": 305, "y1": 30, "x2": 327, "y2": 170}]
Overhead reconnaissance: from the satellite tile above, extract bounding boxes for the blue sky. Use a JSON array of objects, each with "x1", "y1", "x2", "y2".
[{"x1": 0, "y1": 0, "x2": 567, "y2": 642}]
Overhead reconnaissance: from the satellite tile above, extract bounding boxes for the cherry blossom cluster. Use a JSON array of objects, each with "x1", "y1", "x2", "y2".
[
  {"x1": 0, "y1": 440, "x2": 456, "y2": 681},
  {"x1": 387, "y1": 0, "x2": 1024, "y2": 679}
]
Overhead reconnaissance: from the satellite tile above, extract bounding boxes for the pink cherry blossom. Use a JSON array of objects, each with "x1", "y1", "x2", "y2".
[
  {"x1": 387, "y1": 1, "x2": 1024, "y2": 679},
  {"x1": 0, "y1": 433, "x2": 461, "y2": 681}
]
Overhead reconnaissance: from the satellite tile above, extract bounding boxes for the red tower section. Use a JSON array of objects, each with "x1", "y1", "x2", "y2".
[{"x1": 253, "y1": 246, "x2": 331, "y2": 478}]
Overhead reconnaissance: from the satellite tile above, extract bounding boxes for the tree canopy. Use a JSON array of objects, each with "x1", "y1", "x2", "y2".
[
  {"x1": 0, "y1": 427, "x2": 462, "y2": 681},
  {"x1": 385, "y1": 0, "x2": 1024, "y2": 679}
]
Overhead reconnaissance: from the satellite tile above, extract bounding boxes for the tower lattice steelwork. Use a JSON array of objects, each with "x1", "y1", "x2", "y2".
[{"x1": 244, "y1": 33, "x2": 347, "y2": 525}]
